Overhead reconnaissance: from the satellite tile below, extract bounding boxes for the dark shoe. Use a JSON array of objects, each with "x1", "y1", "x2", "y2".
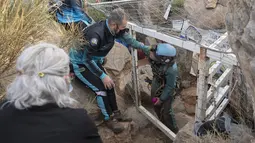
[
  {"x1": 105, "y1": 119, "x2": 124, "y2": 134},
  {"x1": 113, "y1": 110, "x2": 132, "y2": 122}
]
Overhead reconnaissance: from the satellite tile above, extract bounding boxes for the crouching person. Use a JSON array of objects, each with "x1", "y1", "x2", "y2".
[
  {"x1": 0, "y1": 43, "x2": 102, "y2": 143},
  {"x1": 148, "y1": 43, "x2": 179, "y2": 133}
]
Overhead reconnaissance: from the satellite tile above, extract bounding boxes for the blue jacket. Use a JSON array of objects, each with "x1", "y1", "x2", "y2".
[{"x1": 55, "y1": 0, "x2": 93, "y2": 25}]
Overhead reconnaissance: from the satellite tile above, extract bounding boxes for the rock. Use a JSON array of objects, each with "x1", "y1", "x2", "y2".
[
  {"x1": 175, "y1": 47, "x2": 193, "y2": 81},
  {"x1": 125, "y1": 74, "x2": 152, "y2": 105},
  {"x1": 124, "y1": 106, "x2": 150, "y2": 129},
  {"x1": 205, "y1": 0, "x2": 218, "y2": 9},
  {"x1": 217, "y1": 0, "x2": 229, "y2": 7},
  {"x1": 174, "y1": 120, "x2": 255, "y2": 143},
  {"x1": 98, "y1": 122, "x2": 133, "y2": 143},
  {"x1": 104, "y1": 42, "x2": 132, "y2": 97},
  {"x1": 226, "y1": 0, "x2": 255, "y2": 121},
  {"x1": 174, "y1": 120, "x2": 201, "y2": 143},
  {"x1": 184, "y1": 0, "x2": 228, "y2": 29},
  {"x1": 139, "y1": 64, "x2": 153, "y2": 79},
  {"x1": 70, "y1": 79, "x2": 98, "y2": 111},
  {"x1": 181, "y1": 80, "x2": 191, "y2": 89},
  {"x1": 125, "y1": 65, "x2": 154, "y2": 105},
  {"x1": 229, "y1": 124, "x2": 254, "y2": 143},
  {"x1": 183, "y1": 103, "x2": 196, "y2": 115},
  {"x1": 173, "y1": 96, "x2": 186, "y2": 113},
  {"x1": 175, "y1": 112, "x2": 194, "y2": 129},
  {"x1": 180, "y1": 87, "x2": 197, "y2": 105},
  {"x1": 180, "y1": 87, "x2": 197, "y2": 115}
]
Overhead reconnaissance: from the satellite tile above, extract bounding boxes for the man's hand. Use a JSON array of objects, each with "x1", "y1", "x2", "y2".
[
  {"x1": 102, "y1": 75, "x2": 115, "y2": 90},
  {"x1": 102, "y1": 58, "x2": 107, "y2": 65},
  {"x1": 154, "y1": 97, "x2": 163, "y2": 106},
  {"x1": 149, "y1": 45, "x2": 157, "y2": 51}
]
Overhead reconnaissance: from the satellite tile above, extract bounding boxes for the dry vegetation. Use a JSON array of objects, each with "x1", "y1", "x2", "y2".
[{"x1": 0, "y1": 0, "x2": 83, "y2": 100}]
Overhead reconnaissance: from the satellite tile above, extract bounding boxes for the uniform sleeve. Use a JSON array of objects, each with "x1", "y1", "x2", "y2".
[
  {"x1": 159, "y1": 63, "x2": 178, "y2": 101},
  {"x1": 119, "y1": 32, "x2": 151, "y2": 56},
  {"x1": 84, "y1": 33, "x2": 107, "y2": 80}
]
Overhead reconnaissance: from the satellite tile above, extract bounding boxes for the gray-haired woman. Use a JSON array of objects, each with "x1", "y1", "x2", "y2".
[{"x1": 0, "y1": 43, "x2": 102, "y2": 143}]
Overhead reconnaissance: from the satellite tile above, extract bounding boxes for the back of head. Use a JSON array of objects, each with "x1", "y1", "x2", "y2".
[
  {"x1": 6, "y1": 42, "x2": 76, "y2": 109},
  {"x1": 156, "y1": 43, "x2": 176, "y2": 57},
  {"x1": 150, "y1": 43, "x2": 176, "y2": 64},
  {"x1": 108, "y1": 8, "x2": 127, "y2": 25}
]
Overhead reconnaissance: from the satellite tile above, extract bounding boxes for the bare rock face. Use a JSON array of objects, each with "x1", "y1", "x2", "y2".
[
  {"x1": 225, "y1": 0, "x2": 255, "y2": 119},
  {"x1": 180, "y1": 87, "x2": 197, "y2": 115},
  {"x1": 218, "y1": 0, "x2": 229, "y2": 6},
  {"x1": 175, "y1": 47, "x2": 193, "y2": 81},
  {"x1": 184, "y1": 0, "x2": 228, "y2": 29},
  {"x1": 125, "y1": 65, "x2": 153, "y2": 105}
]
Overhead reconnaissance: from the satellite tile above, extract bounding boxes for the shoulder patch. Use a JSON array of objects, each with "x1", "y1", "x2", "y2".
[{"x1": 90, "y1": 38, "x2": 98, "y2": 46}]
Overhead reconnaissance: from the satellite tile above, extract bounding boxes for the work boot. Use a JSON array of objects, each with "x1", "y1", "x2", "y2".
[
  {"x1": 113, "y1": 110, "x2": 132, "y2": 122},
  {"x1": 105, "y1": 119, "x2": 124, "y2": 134}
]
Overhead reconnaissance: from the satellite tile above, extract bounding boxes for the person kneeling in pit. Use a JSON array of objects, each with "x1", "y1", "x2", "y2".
[{"x1": 146, "y1": 43, "x2": 179, "y2": 133}]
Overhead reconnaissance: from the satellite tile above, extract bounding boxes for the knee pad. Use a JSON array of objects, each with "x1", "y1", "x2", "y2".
[{"x1": 96, "y1": 91, "x2": 107, "y2": 96}]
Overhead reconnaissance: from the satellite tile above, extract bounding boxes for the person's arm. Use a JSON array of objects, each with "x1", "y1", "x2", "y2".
[
  {"x1": 83, "y1": 33, "x2": 107, "y2": 80},
  {"x1": 159, "y1": 63, "x2": 178, "y2": 101},
  {"x1": 119, "y1": 32, "x2": 151, "y2": 56}
]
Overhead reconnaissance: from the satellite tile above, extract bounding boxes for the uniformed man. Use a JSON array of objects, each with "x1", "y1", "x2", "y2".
[
  {"x1": 69, "y1": 8, "x2": 151, "y2": 134},
  {"x1": 147, "y1": 43, "x2": 179, "y2": 133}
]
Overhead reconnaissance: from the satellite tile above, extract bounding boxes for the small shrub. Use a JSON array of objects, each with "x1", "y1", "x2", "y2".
[{"x1": 172, "y1": 0, "x2": 185, "y2": 8}]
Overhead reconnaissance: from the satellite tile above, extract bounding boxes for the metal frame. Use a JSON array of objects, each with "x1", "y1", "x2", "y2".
[
  {"x1": 128, "y1": 24, "x2": 235, "y2": 140},
  {"x1": 88, "y1": 2, "x2": 236, "y2": 140},
  {"x1": 129, "y1": 26, "x2": 176, "y2": 140}
]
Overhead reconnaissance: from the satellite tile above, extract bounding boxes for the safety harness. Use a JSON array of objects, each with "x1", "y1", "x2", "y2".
[{"x1": 148, "y1": 55, "x2": 176, "y2": 97}]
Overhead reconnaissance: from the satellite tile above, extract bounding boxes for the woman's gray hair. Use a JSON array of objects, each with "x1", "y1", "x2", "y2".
[
  {"x1": 108, "y1": 7, "x2": 128, "y2": 25},
  {"x1": 6, "y1": 42, "x2": 77, "y2": 109}
]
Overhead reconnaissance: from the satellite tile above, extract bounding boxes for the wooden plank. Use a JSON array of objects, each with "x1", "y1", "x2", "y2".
[
  {"x1": 138, "y1": 106, "x2": 176, "y2": 140},
  {"x1": 214, "y1": 68, "x2": 232, "y2": 88},
  {"x1": 163, "y1": 4, "x2": 172, "y2": 20},
  {"x1": 208, "y1": 32, "x2": 228, "y2": 50},
  {"x1": 130, "y1": 29, "x2": 141, "y2": 107},
  {"x1": 207, "y1": 86, "x2": 215, "y2": 102},
  {"x1": 128, "y1": 22, "x2": 201, "y2": 53},
  {"x1": 89, "y1": 0, "x2": 136, "y2": 6},
  {"x1": 207, "y1": 51, "x2": 237, "y2": 66},
  {"x1": 127, "y1": 22, "x2": 237, "y2": 65},
  {"x1": 207, "y1": 68, "x2": 232, "y2": 102},
  {"x1": 206, "y1": 85, "x2": 230, "y2": 119},
  {"x1": 209, "y1": 98, "x2": 229, "y2": 120},
  {"x1": 195, "y1": 47, "x2": 210, "y2": 121},
  {"x1": 208, "y1": 61, "x2": 222, "y2": 84}
]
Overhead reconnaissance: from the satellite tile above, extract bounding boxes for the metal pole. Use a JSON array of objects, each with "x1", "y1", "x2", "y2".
[{"x1": 129, "y1": 27, "x2": 141, "y2": 108}]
